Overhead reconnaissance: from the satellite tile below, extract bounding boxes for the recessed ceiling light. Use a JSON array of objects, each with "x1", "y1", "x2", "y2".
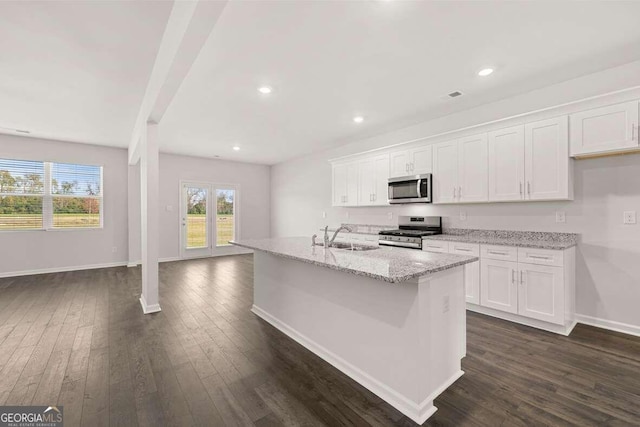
[
  {"x1": 478, "y1": 68, "x2": 494, "y2": 77},
  {"x1": 353, "y1": 116, "x2": 364, "y2": 123},
  {"x1": 258, "y1": 86, "x2": 272, "y2": 94},
  {"x1": 233, "y1": 146, "x2": 240, "y2": 151}
]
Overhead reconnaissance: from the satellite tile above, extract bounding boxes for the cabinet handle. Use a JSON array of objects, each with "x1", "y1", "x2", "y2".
[
  {"x1": 529, "y1": 254, "x2": 551, "y2": 260},
  {"x1": 373, "y1": 194, "x2": 376, "y2": 201},
  {"x1": 406, "y1": 163, "x2": 409, "y2": 173},
  {"x1": 519, "y1": 182, "x2": 523, "y2": 195},
  {"x1": 455, "y1": 247, "x2": 471, "y2": 252},
  {"x1": 488, "y1": 250, "x2": 508, "y2": 256},
  {"x1": 511, "y1": 269, "x2": 516, "y2": 284},
  {"x1": 633, "y1": 124, "x2": 637, "y2": 141},
  {"x1": 453, "y1": 187, "x2": 456, "y2": 199},
  {"x1": 527, "y1": 181, "x2": 531, "y2": 195},
  {"x1": 520, "y1": 270, "x2": 525, "y2": 284},
  {"x1": 411, "y1": 163, "x2": 415, "y2": 171},
  {"x1": 458, "y1": 186, "x2": 462, "y2": 199}
]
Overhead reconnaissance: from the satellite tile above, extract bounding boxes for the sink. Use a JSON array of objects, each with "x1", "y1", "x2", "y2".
[{"x1": 327, "y1": 242, "x2": 379, "y2": 251}]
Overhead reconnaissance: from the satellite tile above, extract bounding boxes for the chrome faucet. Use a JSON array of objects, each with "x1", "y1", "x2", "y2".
[{"x1": 323, "y1": 225, "x2": 354, "y2": 248}]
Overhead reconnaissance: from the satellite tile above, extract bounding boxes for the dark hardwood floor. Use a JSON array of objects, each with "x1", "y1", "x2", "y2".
[{"x1": 0, "y1": 254, "x2": 639, "y2": 426}]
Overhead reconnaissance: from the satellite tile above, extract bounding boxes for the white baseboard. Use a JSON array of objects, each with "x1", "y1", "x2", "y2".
[
  {"x1": 0, "y1": 261, "x2": 129, "y2": 278},
  {"x1": 139, "y1": 294, "x2": 161, "y2": 315},
  {"x1": 252, "y1": 304, "x2": 459, "y2": 425},
  {"x1": 574, "y1": 313, "x2": 640, "y2": 338},
  {"x1": 466, "y1": 304, "x2": 575, "y2": 336}
]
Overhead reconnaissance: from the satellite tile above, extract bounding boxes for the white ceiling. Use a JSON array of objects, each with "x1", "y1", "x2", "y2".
[
  {"x1": 2, "y1": 1, "x2": 640, "y2": 165},
  {"x1": 160, "y1": 0, "x2": 640, "y2": 164},
  {"x1": 0, "y1": 0, "x2": 172, "y2": 145}
]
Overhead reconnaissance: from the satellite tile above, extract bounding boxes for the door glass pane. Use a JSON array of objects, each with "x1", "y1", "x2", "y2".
[
  {"x1": 216, "y1": 189, "x2": 235, "y2": 246},
  {"x1": 186, "y1": 186, "x2": 208, "y2": 248}
]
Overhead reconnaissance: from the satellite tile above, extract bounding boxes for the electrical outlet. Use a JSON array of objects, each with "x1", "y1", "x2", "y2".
[
  {"x1": 556, "y1": 211, "x2": 566, "y2": 223},
  {"x1": 322, "y1": 211, "x2": 326, "y2": 219},
  {"x1": 166, "y1": 205, "x2": 173, "y2": 212},
  {"x1": 623, "y1": 211, "x2": 637, "y2": 224},
  {"x1": 443, "y1": 295, "x2": 450, "y2": 313},
  {"x1": 459, "y1": 211, "x2": 467, "y2": 221},
  {"x1": 387, "y1": 212, "x2": 393, "y2": 220}
]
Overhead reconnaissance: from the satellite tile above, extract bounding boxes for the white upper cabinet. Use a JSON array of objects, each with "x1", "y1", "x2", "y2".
[
  {"x1": 388, "y1": 145, "x2": 432, "y2": 178},
  {"x1": 432, "y1": 139, "x2": 459, "y2": 204},
  {"x1": 488, "y1": 125, "x2": 525, "y2": 202},
  {"x1": 525, "y1": 116, "x2": 571, "y2": 201},
  {"x1": 433, "y1": 133, "x2": 487, "y2": 204},
  {"x1": 389, "y1": 151, "x2": 410, "y2": 177},
  {"x1": 357, "y1": 159, "x2": 375, "y2": 206},
  {"x1": 457, "y1": 134, "x2": 488, "y2": 203},
  {"x1": 372, "y1": 154, "x2": 390, "y2": 205},
  {"x1": 570, "y1": 101, "x2": 639, "y2": 157},
  {"x1": 332, "y1": 161, "x2": 358, "y2": 207},
  {"x1": 409, "y1": 146, "x2": 433, "y2": 175}
]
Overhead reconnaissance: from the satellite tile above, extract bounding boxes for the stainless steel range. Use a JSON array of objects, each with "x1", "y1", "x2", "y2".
[{"x1": 378, "y1": 216, "x2": 442, "y2": 250}]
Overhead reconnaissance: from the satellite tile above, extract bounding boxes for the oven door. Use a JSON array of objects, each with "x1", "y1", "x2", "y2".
[{"x1": 388, "y1": 174, "x2": 431, "y2": 203}]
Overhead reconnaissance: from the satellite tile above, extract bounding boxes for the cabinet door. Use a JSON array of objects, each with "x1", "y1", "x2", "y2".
[
  {"x1": 409, "y1": 145, "x2": 433, "y2": 175},
  {"x1": 432, "y1": 140, "x2": 459, "y2": 204},
  {"x1": 345, "y1": 162, "x2": 359, "y2": 206},
  {"x1": 458, "y1": 133, "x2": 488, "y2": 203},
  {"x1": 518, "y1": 264, "x2": 564, "y2": 325},
  {"x1": 449, "y1": 242, "x2": 480, "y2": 305},
  {"x1": 389, "y1": 150, "x2": 409, "y2": 178},
  {"x1": 332, "y1": 164, "x2": 347, "y2": 206},
  {"x1": 372, "y1": 154, "x2": 390, "y2": 205},
  {"x1": 357, "y1": 159, "x2": 375, "y2": 206},
  {"x1": 570, "y1": 101, "x2": 639, "y2": 156},
  {"x1": 480, "y1": 259, "x2": 518, "y2": 314},
  {"x1": 488, "y1": 126, "x2": 525, "y2": 201},
  {"x1": 525, "y1": 116, "x2": 570, "y2": 201}
]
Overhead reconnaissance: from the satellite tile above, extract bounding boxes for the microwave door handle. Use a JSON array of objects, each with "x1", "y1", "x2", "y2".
[{"x1": 416, "y1": 179, "x2": 422, "y2": 198}]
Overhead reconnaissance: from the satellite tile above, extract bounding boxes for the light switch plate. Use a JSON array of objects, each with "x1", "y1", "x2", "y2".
[
  {"x1": 459, "y1": 211, "x2": 467, "y2": 221},
  {"x1": 556, "y1": 211, "x2": 566, "y2": 223},
  {"x1": 322, "y1": 211, "x2": 326, "y2": 219},
  {"x1": 623, "y1": 211, "x2": 637, "y2": 224}
]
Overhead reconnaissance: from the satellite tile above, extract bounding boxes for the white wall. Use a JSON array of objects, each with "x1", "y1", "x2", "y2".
[
  {"x1": 156, "y1": 153, "x2": 270, "y2": 260},
  {"x1": 271, "y1": 60, "x2": 640, "y2": 329},
  {"x1": 0, "y1": 136, "x2": 271, "y2": 275},
  {"x1": 0, "y1": 134, "x2": 129, "y2": 275}
]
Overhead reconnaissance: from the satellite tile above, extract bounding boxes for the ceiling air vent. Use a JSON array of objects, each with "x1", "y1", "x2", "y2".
[{"x1": 447, "y1": 91, "x2": 463, "y2": 98}]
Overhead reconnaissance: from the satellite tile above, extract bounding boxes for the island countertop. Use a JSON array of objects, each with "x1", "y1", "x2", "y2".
[{"x1": 231, "y1": 237, "x2": 477, "y2": 284}]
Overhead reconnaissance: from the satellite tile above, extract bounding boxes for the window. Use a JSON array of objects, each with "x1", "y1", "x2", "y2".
[
  {"x1": 0, "y1": 158, "x2": 103, "y2": 231},
  {"x1": 216, "y1": 188, "x2": 235, "y2": 246}
]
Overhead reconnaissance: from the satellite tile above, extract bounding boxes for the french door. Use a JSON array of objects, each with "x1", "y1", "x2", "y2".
[{"x1": 180, "y1": 182, "x2": 237, "y2": 259}]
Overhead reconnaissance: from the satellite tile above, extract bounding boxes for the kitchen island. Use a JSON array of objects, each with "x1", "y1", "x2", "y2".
[{"x1": 231, "y1": 237, "x2": 478, "y2": 424}]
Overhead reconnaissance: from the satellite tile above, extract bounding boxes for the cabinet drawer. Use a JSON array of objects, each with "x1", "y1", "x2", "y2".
[
  {"x1": 449, "y1": 242, "x2": 480, "y2": 256},
  {"x1": 518, "y1": 247, "x2": 563, "y2": 267},
  {"x1": 481, "y1": 244, "x2": 518, "y2": 262},
  {"x1": 422, "y1": 240, "x2": 449, "y2": 253}
]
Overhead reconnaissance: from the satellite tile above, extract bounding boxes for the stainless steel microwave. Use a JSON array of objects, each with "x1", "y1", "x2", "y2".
[{"x1": 388, "y1": 174, "x2": 432, "y2": 204}]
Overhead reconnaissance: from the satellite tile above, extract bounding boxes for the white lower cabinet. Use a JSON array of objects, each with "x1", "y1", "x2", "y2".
[
  {"x1": 424, "y1": 240, "x2": 480, "y2": 305},
  {"x1": 425, "y1": 238, "x2": 575, "y2": 334},
  {"x1": 480, "y1": 259, "x2": 518, "y2": 314}
]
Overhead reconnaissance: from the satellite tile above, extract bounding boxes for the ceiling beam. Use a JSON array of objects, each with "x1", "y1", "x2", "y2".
[{"x1": 128, "y1": 0, "x2": 228, "y2": 165}]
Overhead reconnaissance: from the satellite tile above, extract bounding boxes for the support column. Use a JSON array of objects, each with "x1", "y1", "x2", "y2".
[
  {"x1": 127, "y1": 161, "x2": 141, "y2": 267},
  {"x1": 139, "y1": 122, "x2": 161, "y2": 314}
]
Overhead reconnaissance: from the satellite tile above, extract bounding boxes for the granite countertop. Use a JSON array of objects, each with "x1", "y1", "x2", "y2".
[
  {"x1": 231, "y1": 237, "x2": 477, "y2": 284},
  {"x1": 422, "y1": 228, "x2": 579, "y2": 250}
]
